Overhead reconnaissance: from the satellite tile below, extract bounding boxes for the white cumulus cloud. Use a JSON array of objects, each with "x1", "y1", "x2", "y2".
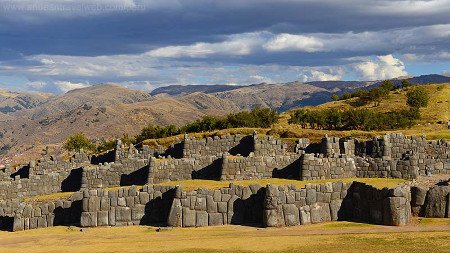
[
  {"x1": 53, "y1": 81, "x2": 90, "y2": 93},
  {"x1": 263, "y1": 33, "x2": 325, "y2": 52},
  {"x1": 146, "y1": 33, "x2": 263, "y2": 58},
  {"x1": 353, "y1": 54, "x2": 408, "y2": 80},
  {"x1": 299, "y1": 68, "x2": 345, "y2": 82}
]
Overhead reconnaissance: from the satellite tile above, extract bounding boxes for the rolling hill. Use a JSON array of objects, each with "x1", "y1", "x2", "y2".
[
  {"x1": 0, "y1": 84, "x2": 239, "y2": 164},
  {"x1": 151, "y1": 74, "x2": 450, "y2": 111}
]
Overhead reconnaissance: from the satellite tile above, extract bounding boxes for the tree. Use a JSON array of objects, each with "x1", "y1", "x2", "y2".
[
  {"x1": 341, "y1": 93, "x2": 352, "y2": 100},
  {"x1": 368, "y1": 88, "x2": 384, "y2": 106},
  {"x1": 401, "y1": 80, "x2": 413, "y2": 89},
  {"x1": 406, "y1": 86, "x2": 429, "y2": 108},
  {"x1": 289, "y1": 109, "x2": 309, "y2": 128},
  {"x1": 380, "y1": 80, "x2": 395, "y2": 91},
  {"x1": 331, "y1": 94, "x2": 339, "y2": 101},
  {"x1": 63, "y1": 133, "x2": 94, "y2": 152}
]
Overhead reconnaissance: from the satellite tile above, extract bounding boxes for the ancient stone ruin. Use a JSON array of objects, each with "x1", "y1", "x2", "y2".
[{"x1": 1, "y1": 132, "x2": 449, "y2": 231}]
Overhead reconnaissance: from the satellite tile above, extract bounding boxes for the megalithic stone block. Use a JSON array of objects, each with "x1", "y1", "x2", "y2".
[
  {"x1": 424, "y1": 186, "x2": 449, "y2": 218},
  {"x1": 80, "y1": 212, "x2": 97, "y2": 227},
  {"x1": 167, "y1": 199, "x2": 183, "y2": 227},
  {"x1": 282, "y1": 204, "x2": 299, "y2": 226},
  {"x1": 12, "y1": 217, "x2": 24, "y2": 232},
  {"x1": 182, "y1": 207, "x2": 196, "y2": 227},
  {"x1": 383, "y1": 197, "x2": 410, "y2": 226}
]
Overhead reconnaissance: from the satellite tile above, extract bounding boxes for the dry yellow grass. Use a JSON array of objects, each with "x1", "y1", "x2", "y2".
[
  {"x1": 24, "y1": 191, "x2": 75, "y2": 203},
  {"x1": 265, "y1": 84, "x2": 450, "y2": 142},
  {"x1": 0, "y1": 222, "x2": 449, "y2": 253},
  {"x1": 157, "y1": 178, "x2": 406, "y2": 191},
  {"x1": 312, "y1": 83, "x2": 450, "y2": 122}
]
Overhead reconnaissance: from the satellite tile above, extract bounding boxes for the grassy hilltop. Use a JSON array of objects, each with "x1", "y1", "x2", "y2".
[{"x1": 141, "y1": 83, "x2": 450, "y2": 147}]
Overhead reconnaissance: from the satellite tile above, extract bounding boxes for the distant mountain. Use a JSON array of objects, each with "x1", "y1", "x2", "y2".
[
  {"x1": 305, "y1": 80, "x2": 375, "y2": 90},
  {"x1": 0, "y1": 90, "x2": 52, "y2": 114},
  {"x1": 213, "y1": 82, "x2": 328, "y2": 110},
  {"x1": 368, "y1": 74, "x2": 450, "y2": 88},
  {"x1": 0, "y1": 84, "x2": 239, "y2": 164},
  {"x1": 403, "y1": 74, "x2": 450, "y2": 84},
  {"x1": 151, "y1": 84, "x2": 244, "y2": 96},
  {"x1": 151, "y1": 74, "x2": 450, "y2": 111}
]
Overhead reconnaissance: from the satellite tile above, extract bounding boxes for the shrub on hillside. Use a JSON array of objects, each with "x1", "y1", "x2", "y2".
[
  {"x1": 135, "y1": 124, "x2": 179, "y2": 144},
  {"x1": 130, "y1": 107, "x2": 279, "y2": 145},
  {"x1": 331, "y1": 94, "x2": 339, "y2": 101},
  {"x1": 406, "y1": 86, "x2": 430, "y2": 108},
  {"x1": 401, "y1": 80, "x2": 413, "y2": 89},
  {"x1": 289, "y1": 107, "x2": 419, "y2": 131},
  {"x1": 63, "y1": 133, "x2": 95, "y2": 152}
]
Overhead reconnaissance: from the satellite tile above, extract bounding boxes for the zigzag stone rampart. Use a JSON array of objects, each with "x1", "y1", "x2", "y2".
[{"x1": 0, "y1": 132, "x2": 449, "y2": 231}]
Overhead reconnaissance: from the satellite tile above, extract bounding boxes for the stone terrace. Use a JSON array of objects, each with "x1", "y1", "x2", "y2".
[{"x1": 0, "y1": 132, "x2": 449, "y2": 231}]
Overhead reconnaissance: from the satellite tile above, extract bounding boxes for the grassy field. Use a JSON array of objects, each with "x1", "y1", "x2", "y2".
[{"x1": 0, "y1": 219, "x2": 449, "y2": 253}]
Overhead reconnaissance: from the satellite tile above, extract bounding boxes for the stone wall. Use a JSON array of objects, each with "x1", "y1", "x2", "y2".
[
  {"x1": 183, "y1": 135, "x2": 248, "y2": 158},
  {"x1": 355, "y1": 156, "x2": 419, "y2": 179},
  {"x1": 148, "y1": 156, "x2": 222, "y2": 184},
  {"x1": 221, "y1": 154, "x2": 302, "y2": 180},
  {"x1": 0, "y1": 152, "x2": 89, "y2": 201},
  {"x1": 80, "y1": 185, "x2": 176, "y2": 227},
  {"x1": 321, "y1": 137, "x2": 355, "y2": 157},
  {"x1": 0, "y1": 172, "x2": 74, "y2": 200},
  {"x1": 11, "y1": 192, "x2": 83, "y2": 231},
  {"x1": 253, "y1": 135, "x2": 286, "y2": 156},
  {"x1": 300, "y1": 154, "x2": 357, "y2": 180},
  {"x1": 167, "y1": 183, "x2": 265, "y2": 227},
  {"x1": 5, "y1": 180, "x2": 448, "y2": 231},
  {"x1": 344, "y1": 182, "x2": 411, "y2": 226},
  {"x1": 264, "y1": 182, "x2": 349, "y2": 227},
  {"x1": 82, "y1": 158, "x2": 148, "y2": 188},
  {"x1": 358, "y1": 133, "x2": 450, "y2": 176},
  {"x1": 411, "y1": 185, "x2": 449, "y2": 218},
  {"x1": 264, "y1": 181, "x2": 411, "y2": 227}
]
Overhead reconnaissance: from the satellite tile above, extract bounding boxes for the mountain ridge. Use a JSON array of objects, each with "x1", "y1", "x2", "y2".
[{"x1": 1, "y1": 74, "x2": 449, "y2": 164}]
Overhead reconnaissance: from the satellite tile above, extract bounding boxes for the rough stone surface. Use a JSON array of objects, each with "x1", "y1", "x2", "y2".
[{"x1": 424, "y1": 186, "x2": 450, "y2": 218}]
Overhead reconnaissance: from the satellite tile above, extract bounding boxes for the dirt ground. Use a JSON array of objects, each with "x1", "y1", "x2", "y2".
[
  {"x1": 0, "y1": 218, "x2": 449, "y2": 253},
  {"x1": 413, "y1": 174, "x2": 450, "y2": 188}
]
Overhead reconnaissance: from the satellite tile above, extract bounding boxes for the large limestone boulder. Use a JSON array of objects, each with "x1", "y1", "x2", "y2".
[
  {"x1": 182, "y1": 208, "x2": 196, "y2": 227},
  {"x1": 80, "y1": 212, "x2": 97, "y2": 227},
  {"x1": 282, "y1": 204, "x2": 300, "y2": 226},
  {"x1": 310, "y1": 203, "x2": 331, "y2": 224},
  {"x1": 383, "y1": 197, "x2": 410, "y2": 226},
  {"x1": 411, "y1": 186, "x2": 428, "y2": 216},
  {"x1": 423, "y1": 186, "x2": 449, "y2": 218},
  {"x1": 167, "y1": 199, "x2": 182, "y2": 227}
]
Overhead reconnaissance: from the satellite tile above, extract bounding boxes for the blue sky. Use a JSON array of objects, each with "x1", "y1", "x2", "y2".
[{"x1": 0, "y1": 0, "x2": 449, "y2": 93}]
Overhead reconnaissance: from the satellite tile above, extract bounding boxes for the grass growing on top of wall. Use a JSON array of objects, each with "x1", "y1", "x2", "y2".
[
  {"x1": 24, "y1": 191, "x2": 75, "y2": 203},
  {"x1": 157, "y1": 178, "x2": 407, "y2": 191},
  {"x1": 23, "y1": 178, "x2": 406, "y2": 203}
]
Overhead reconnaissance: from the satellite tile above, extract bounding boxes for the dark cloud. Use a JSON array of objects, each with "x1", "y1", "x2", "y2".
[
  {"x1": 0, "y1": 0, "x2": 448, "y2": 92},
  {"x1": 1, "y1": 0, "x2": 449, "y2": 58}
]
